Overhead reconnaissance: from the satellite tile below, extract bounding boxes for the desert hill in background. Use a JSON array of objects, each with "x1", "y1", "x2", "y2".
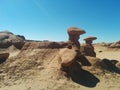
[{"x1": 0, "y1": 31, "x2": 120, "y2": 90}]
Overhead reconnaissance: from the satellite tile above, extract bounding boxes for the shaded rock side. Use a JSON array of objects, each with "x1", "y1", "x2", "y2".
[
  {"x1": 0, "y1": 53, "x2": 9, "y2": 64},
  {"x1": 81, "y1": 45, "x2": 96, "y2": 57}
]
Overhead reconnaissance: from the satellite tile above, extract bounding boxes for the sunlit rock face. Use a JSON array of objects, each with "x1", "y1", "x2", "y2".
[{"x1": 59, "y1": 27, "x2": 86, "y2": 70}]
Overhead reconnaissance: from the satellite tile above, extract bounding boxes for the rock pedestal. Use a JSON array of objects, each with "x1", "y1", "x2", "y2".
[
  {"x1": 81, "y1": 37, "x2": 97, "y2": 57},
  {"x1": 67, "y1": 27, "x2": 86, "y2": 50},
  {"x1": 59, "y1": 27, "x2": 86, "y2": 70}
]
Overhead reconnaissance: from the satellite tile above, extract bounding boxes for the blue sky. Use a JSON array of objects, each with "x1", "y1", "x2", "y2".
[{"x1": 0, "y1": 0, "x2": 120, "y2": 43}]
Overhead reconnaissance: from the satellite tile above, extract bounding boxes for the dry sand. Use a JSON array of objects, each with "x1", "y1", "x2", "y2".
[
  {"x1": 0, "y1": 43, "x2": 120, "y2": 90},
  {"x1": 95, "y1": 45, "x2": 120, "y2": 61}
]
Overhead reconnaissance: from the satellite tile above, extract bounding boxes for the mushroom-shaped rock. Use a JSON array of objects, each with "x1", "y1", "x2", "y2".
[
  {"x1": 0, "y1": 53, "x2": 9, "y2": 64},
  {"x1": 84, "y1": 37, "x2": 97, "y2": 41},
  {"x1": 67, "y1": 27, "x2": 86, "y2": 50},
  {"x1": 59, "y1": 48, "x2": 78, "y2": 67},
  {"x1": 67, "y1": 27, "x2": 86, "y2": 35},
  {"x1": 59, "y1": 27, "x2": 86, "y2": 73},
  {"x1": 81, "y1": 36, "x2": 97, "y2": 57}
]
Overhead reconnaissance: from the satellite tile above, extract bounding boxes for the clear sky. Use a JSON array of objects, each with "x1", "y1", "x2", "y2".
[{"x1": 0, "y1": 0, "x2": 120, "y2": 43}]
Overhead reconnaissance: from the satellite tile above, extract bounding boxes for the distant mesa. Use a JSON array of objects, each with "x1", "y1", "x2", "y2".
[{"x1": 0, "y1": 30, "x2": 25, "y2": 49}]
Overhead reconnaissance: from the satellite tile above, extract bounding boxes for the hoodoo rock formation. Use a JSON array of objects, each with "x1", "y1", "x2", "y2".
[
  {"x1": 67, "y1": 27, "x2": 86, "y2": 50},
  {"x1": 59, "y1": 27, "x2": 86, "y2": 72},
  {"x1": 81, "y1": 37, "x2": 97, "y2": 57}
]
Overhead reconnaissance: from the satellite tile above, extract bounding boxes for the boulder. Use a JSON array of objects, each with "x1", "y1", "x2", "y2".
[
  {"x1": 59, "y1": 48, "x2": 78, "y2": 67},
  {"x1": 0, "y1": 31, "x2": 25, "y2": 49}
]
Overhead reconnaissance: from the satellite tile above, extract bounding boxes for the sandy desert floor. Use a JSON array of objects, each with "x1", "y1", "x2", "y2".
[
  {"x1": 95, "y1": 44, "x2": 120, "y2": 61},
  {"x1": 0, "y1": 43, "x2": 120, "y2": 90}
]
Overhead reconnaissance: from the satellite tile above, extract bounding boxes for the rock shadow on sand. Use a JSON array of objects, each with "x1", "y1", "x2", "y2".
[
  {"x1": 102, "y1": 59, "x2": 120, "y2": 74},
  {"x1": 76, "y1": 55, "x2": 91, "y2": 66},
  {"x1": 69, "y1": 61, "x2": 100, "y2": 87},
  {"x1": 0, "y1": 58, "x2": 6, "y2": 64}
]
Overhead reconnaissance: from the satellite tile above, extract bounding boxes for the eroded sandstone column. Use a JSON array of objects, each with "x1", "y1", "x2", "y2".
[
  {"x1": 82, "y1": 36, "x2": 97, "y2": 57},
  {"x1": 59, "y1": 27, "x2": 86, "y2": 70}
]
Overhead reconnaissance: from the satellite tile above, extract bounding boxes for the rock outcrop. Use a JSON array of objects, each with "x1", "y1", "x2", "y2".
[
  {"x1": 59, "y1": 27, "x2": 86, "y2": 71},
  {"x1": 0, "y1": 30, "x2": 25, "y2": 49},
  {"x1": 109, "y1": 40, "x2": 120, "y2": 48},
  {"x1": 59, "y1": 48, "x2": 78, "y2": 67},
  {"x1": 22, "y1": 41, "x2": 65, "y2": 50}
]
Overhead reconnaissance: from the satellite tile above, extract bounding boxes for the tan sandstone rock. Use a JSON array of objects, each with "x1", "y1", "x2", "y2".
[
  {"x1": 59, "y1": 48, "x2": 78, "y2": 67},
  {"x1": 67, "y1": 27, "x2": 86, "y2": 35},
  {"x1": 83, "y1": 37, "x2": 97, "y2": 41},
  {"x1": 59, "y1": 27, "x2": 86, "y2": 71},
  {"x1": 67, "y1": 27, "x2": 86, "y2": 50}
]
